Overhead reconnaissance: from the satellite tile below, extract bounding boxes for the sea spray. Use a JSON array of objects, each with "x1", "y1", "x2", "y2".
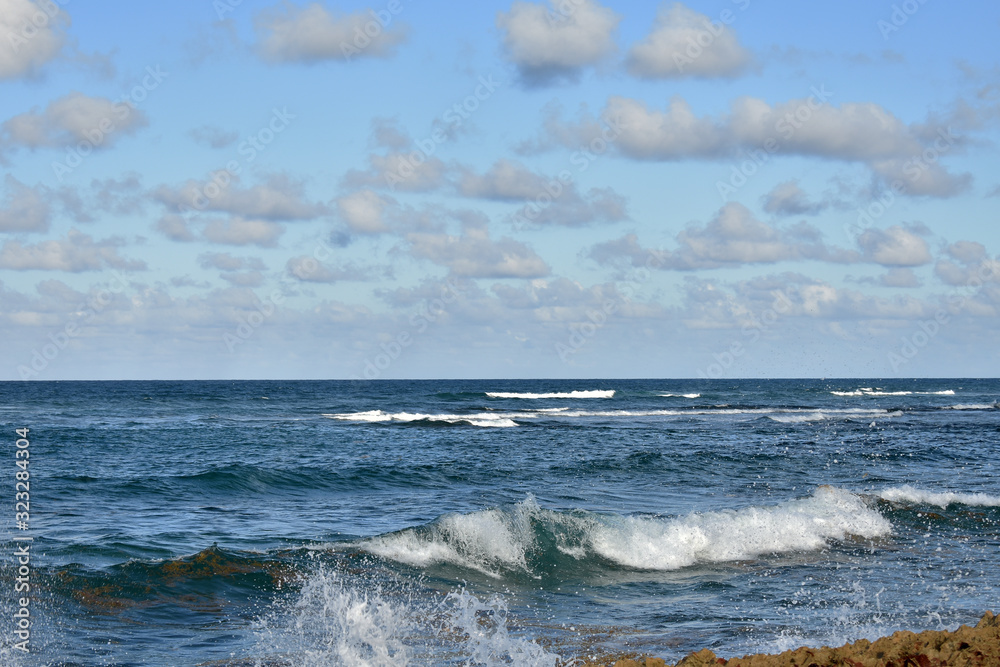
[{"x1": 253, "y1": 561, "x2": 559, "y2": 666}]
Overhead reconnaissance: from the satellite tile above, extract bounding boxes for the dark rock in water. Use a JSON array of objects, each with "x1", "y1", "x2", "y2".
[{"x1": 583, "y1": 611, "x2": 1000, "y2": 667}]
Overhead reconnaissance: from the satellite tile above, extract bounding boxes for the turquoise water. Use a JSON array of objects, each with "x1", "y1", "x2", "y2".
[{"x1": 1, "y1": 379, "x2": 998, "y2": 665}]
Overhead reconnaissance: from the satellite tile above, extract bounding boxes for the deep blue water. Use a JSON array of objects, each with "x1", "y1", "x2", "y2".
[{"x1": 1, "y1": 379, "x2": 998, "y2": 666}]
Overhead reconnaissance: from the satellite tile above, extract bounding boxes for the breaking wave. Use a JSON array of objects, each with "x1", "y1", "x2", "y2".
[
  {"x1": 323, "y1": 411, "x2": 517, "y2": 428},
  {"x1": 878, "y1": 485, "x2": 1000, "y2": 508},
  {"x1": 357, "y1": 488, "x2": 892, "y2": 577},
  {"x1": 485, "y1": 390, "x2": 615, "y2": 399}
]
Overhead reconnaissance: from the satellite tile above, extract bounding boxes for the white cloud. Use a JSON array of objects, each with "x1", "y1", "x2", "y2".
[
  {"x1": 336, "y1": 189, "x2": 390, "y2": 234},
  {"x1": 407, "y1": 217, "x2": 549, "y2": 278},
  {"x1": 255, "y1": 2, "x2": 407, "y2": 63},
  {"x1": 0, "y1": 175, "x2": 50, "y2": 232},
  {"x1": 0, "y1": 230, "x2": 146, "y2": 271},
  {"x1": 343, "y1": 151, "x2": 449, "y2": 193},
  {"x1": 1, "y1": 92, "x2": 148, "y2": 152},
  {"x1": 154, "y1": 174, "x2": 324, "y2": 221},
  {"x1": 761, "y1": 180, "x2": 828, "y2": 216},
  {"x1": 857, "y1": 225, "x2": 931, "y2": 267},
  {"x1": 456, "y1": 159, "x2": 627, "y2": 226},
  {"x1": 202, "y1": 218, "x2": 284, "y2": 247},
  {"x1": 198, "y1": 252, "x2": 266, "y2": 272},
  {"x1": 627, "y1": 3, "x2": 751, "y2": 79},
  {"x1": 496, "y1": 0, "x2": 620, "y2": 84},
  {"x1": 286, "y1": 256, "x2": 383, "y2": 283},
  {"x1": 591, "y1": 203, "x2": 854, "y2": 270},
  {"x1": 0, "y1": 0, "x2": 69, "y2": 80},
  {"x1": 156, "y1": 215, "x2": 196, "y2": 242},
  {"x1": 536, "y1": 94, "x2": 971, "y2": 196}
]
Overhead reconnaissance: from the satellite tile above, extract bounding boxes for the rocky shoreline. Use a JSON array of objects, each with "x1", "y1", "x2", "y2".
[{"x1": 581, "y1": 611, "x2": 999, "y2": 667}]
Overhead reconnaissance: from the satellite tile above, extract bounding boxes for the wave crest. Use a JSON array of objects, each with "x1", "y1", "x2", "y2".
[{"x1": 359, "y1": 488, "x2": 892, "y2": 576}]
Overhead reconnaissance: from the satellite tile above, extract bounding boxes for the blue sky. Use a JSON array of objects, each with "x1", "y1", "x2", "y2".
[{"x1": 1, "y1": 0, "x2": 999, "y2": 379}]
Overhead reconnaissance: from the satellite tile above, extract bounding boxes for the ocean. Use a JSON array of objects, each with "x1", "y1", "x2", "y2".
[{"x1": 1, "y1": 379, "x2": 998, "y2": 666}]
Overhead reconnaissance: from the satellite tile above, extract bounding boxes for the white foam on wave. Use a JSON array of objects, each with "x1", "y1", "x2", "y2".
[
  {"x1": 485, "y1": 390, "x2": 615, "y2": 399},
  {"x1": 323, "y1": 411, "x2": 517, "y2": 428},
  {"x1": 768, "y1": 412, "x2": 833, "y2": 423},
  {"x1": 946, "y1": 403, "x2": 997, "y2": 410},
  {"x1": 660, "y1": 393, "x2": 701, "y2": 398},
  {"x1": 589, "y1": 486, "x2": 891, "y2": 570},
  {"x1": 878, "y1": 485, "x2": 1000, "y2": 508},
  {"x1": 832, "y1": 388, "x2": 955, "y2": 397},
  {"x1": 361, "y1": 488, "x2": 891, "y2": 575},
  {"x1": 254, "y1": 566, "x2": 558, "y2": 666}
]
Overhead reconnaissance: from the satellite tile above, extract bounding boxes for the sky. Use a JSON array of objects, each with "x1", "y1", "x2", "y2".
[{"x1": 1, "y1": 0, "x2": 999, "y2": 380}]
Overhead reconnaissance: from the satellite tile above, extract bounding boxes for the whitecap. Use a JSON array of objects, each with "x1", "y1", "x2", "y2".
[
  {"x1": 485, "y1": 390, "x2": 615, "y2": 399},
  {"x1": 878, "y1": 485, "x2": 1000, "y2": 508}
]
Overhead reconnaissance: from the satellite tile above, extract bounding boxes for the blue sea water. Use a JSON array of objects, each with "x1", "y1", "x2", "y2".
[{"x1": 0, "y1": 379, "x2": 998, "y2": 666}]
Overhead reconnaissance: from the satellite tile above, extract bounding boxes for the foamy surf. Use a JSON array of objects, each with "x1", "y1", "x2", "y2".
[
  {"x1": 660, "y1": 393, "x2": 701, "y2": 398},
  {"x1": 358, "y1": 488, "x2": 892, "y2": 576},
  {"x1": 323, "y1": 411, "x2": 517, "y2": 428},
  {"x1": 485, "y1": 390, "x2": 615, "y2": 399},
  {"x1": 831, "y1": 389, "x2": 956, "y2": 397},
  {"x1": 878, "y1": 485, "x2": 1000, "y2": 508}
]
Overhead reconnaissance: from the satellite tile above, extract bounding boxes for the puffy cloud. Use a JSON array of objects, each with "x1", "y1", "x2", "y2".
[
  {"x1": 156, "y1": 215, "x2": 196, "y2": 242},
  {"x1": 154, "y1": 174, "x2": 324, "y2": 220},
  {"x1": 0, "y1": 0, "x2": 69, "y2": 80},
  {"x1": 286, "y1": 256, "x2": 384, "y2": 283},
  {"x1": 336, "y1": 189, "x2": 391, "y2": 234},
  {"x1": 536, "y1": 94, "x2": 970, "y2": 195},
  {"x1": 592, "y1": 203, "x2": 855, "y2": 270},
  {"x1": 857, "y1": 225, "x2": 932, "y2": 267},
  {"x1": 934, "y1": 241, "x2": 999, "y2": 287},
  {"x1": 626, "y1": 3, "x2": 751, "y2": 79},
  {"x1": 342, "y1": 151, "x2": 449, "y2": 193},
  {"x1": 456, "y1": 159, "x2": 627, "y2": 226},
  {"x1": 869, "y1": 157, "x2": 972, "y2": 197},
  {"x1": 198, "y1": 252, "x2": 266, "y2": 272},
  {"x1": 1, "y1": 92, "x2": 148, "y2": 152},
  {"x1": 255, "y1": 3, "x2": 407, "y2": 63},
  {"x1": 407, "y1": 218, "x2": 549, "y2": 278},
  {"x1": 202, "y1": 218, "x2": 284, "y2": 247},
  {"x1": 496, "y1": 0, "x2": 620, "y2": 85},
  {"x1": 851, "y1": 267, "x2": 923, "y2": 288},
  {"x1": 761, "y1": 180, "x2": 828, "y2": 216},
  {"x1": 0, "y1": 175, "x2": 50, "y2": 232},
  {"x1": 879, "y1": 267, "x2": 922, "y2": 288},
  {"x1": 0, "y1": 230, "x2": 146, "y2": 271}
]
